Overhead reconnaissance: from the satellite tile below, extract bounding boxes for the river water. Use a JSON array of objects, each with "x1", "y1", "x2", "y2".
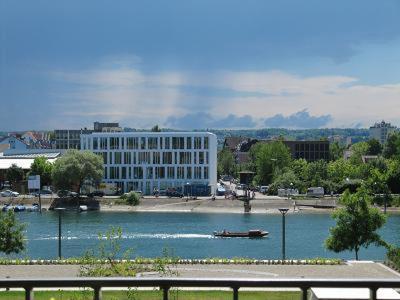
[{"x1": 13, "y1": 212, "x2": 400, "y2": 260}]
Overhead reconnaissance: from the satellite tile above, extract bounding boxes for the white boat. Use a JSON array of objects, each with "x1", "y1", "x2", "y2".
[{"x1": 79, "y1": 205, "x2": 88, "y2": 212}]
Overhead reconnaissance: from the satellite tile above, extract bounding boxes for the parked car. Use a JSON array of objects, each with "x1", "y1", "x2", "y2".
[
  {"x1": 57, "y1": 190, "x2": 79, "y2": 198},
  {"x1": 306, "y1": 187, "x2": 325, "y2": 198},
  {"x1": 259, "y1": 186, "x2": 269, "y2": 194},
  {"x1": 1, "y1": 190, "x2": 19, "y2": 197},
  {"x1": 166, "y1": 188, "x2": 183, "y2": 198},
  {"x1": 87, "y1": 190, "x2": 105, "y2": 197},
  {"x1": 32, "y1": 190, "x2": 53, "y2": 197}
]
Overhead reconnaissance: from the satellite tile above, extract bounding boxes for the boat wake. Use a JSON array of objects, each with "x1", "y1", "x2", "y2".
[{"x1": 32, "y1": 233, "x2": 215, "y2": 241}]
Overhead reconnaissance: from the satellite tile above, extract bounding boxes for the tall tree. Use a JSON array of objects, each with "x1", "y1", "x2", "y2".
[
  {"x1": 329, "y1": 141, "x2": 345, "y2": 161},
  {"x1": 253, "y1": 141, "x2": 291, "y2": 185},
  {"x1": 29, "y1": 157, "x2": 53, "y2": 188},
  {"x1": 367, "y1": 139, "x2": 382, "y2": 155},
  {"x1": 349, "y1": 142, "x2": 369, "y2": 165},
  {"x1": 217, "y1": 149, "x2": 236, "y2": 177},
  {"x1": 6, "y1": 164, "x2": 24, "y2": 189},
  {"x1": 383, "y1": 132, "x2": 400, "y2": 159},
  {"x1": 151, "y1": 125, "x2": 161, "y2": 132},
  {"x1": 0, "y1": 210, "x2": 25, "y2": 255},
  {"x1": 52, "y1": 150, "x2": 104, "y2": 192},
  {"x1": 325, "y1": 189, "x2": 387, "y2": 260}
]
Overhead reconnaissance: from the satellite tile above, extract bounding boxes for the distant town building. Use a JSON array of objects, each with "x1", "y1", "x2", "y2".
[
  {"x1": 54, "y1": 129, "x2": 93, "y2": 150},
  {"x1": 0, "y1": 136, "x2": 28, "y2": 151},
  {"x1": 81, "y1": 132, "x2": 217, "y2": 195},
  {"x1": 55, "y1": 122, "x2": 122, "y2": 150},
  {"x1": 223, "y1": 137, "x2": 330, "y2": 163},
  {"x1": 94, "y1": 122, "x2": 122, "y2": 132},
  {"x1": 369, "y1": 121, "x2": 397, "y2": 145}
]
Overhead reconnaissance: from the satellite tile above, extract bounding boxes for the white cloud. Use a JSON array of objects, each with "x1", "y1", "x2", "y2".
[{"x1": 51, "y1": 59, "x2": 400, "y2": 129}]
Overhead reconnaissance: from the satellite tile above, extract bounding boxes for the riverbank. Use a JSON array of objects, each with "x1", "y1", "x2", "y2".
[{"x1": 2, "y1": 195, "x2": 398, "y2": 214}]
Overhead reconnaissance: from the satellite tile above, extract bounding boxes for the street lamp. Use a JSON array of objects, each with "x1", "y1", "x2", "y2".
[
  {"x1": 288, "y1": 182, "x2": 293, "y2": 200},
  {"x1": 54, "y1": 208, "x2": 66, "y2": 259},
  {"x1": 278, "y1": 208, "x2": 289, "y2": 260}
]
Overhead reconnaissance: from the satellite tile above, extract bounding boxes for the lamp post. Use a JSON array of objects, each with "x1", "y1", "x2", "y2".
[
  {"x1": 55, "y1": 208, "x2": 65, "y2": 259},
  {"x1": 278, "y1": 208, "x2": 289, "y2": 260},
  {"x1": 288, "y1": 182, "x2": 293, "y2": 200}
]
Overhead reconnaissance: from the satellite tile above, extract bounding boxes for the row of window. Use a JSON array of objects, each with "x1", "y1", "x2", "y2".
[
  {"x1": 82, "y1": 136, "x2": 209, "y2": 151},
  {"x1": 105, "y1": 166, "x2": 209, "y2": 180},
  {"x1": 94, "y1": 151, "x2": 209, "y2": 165},
  {"x1": 294, "y1": 143, "x2": 329, "y2": 151}
]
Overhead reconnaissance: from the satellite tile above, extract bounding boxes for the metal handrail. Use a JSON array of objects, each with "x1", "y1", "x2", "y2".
[{"x1": 1, "y1": 277, "x2": 399, "y2": 300}]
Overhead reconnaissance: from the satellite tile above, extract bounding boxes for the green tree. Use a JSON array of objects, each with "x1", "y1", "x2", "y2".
[
  {"x1": 304, "y1": 160, "x2": 328, "y2": 187},
  {"x1": 383, "y1": 132, "x2": 400, "y2": 159},
  {"x1": 325, "y1": 189, "x2": 387, "y2": 260},
  {"x1": 367, "y1": 139, "x2": 382, "y2": 155},
  {"x1": 6, "y1": 164, "x2": 24, "y2": 189},
  {"x1": 29, "y1": 157, "x2": 53, "y2": 188},
  {"x1": 151, "y1": 125, "x2": 161, "y2": 132},
  {"x1": 0, "y1": 210, "x2": 25, "y2": 255},
  {"x1": 52, "y1": 150, "x2": 104, "y2": 192},
  {"x1": 387, "y1": 159, "x2": 400, "y2": 194},
  {"x1": 217, "y1": 149, "x2": 236, "y2": 177},
  {"x1": 253, "y1": 141, "x2": 291, "y2": 185},
  {"x1": 349, "y1": 142, "x2": 369, "y2": 165},
  {"x1": 268, "y1": 170, "x2": 302, "y2": 195},
  {"x1": 329, "y1": 141, "x2": 345, "y2": 161}
]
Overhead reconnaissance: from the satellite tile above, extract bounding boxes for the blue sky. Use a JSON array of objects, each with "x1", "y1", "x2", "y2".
[{"x1": 1, "y1": 0, "x2": 400, "y2": 130}]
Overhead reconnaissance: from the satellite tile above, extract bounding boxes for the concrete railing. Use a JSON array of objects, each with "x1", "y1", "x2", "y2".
[{"x1": 1, "y1": 277, "x2": 399, "y2": 300}]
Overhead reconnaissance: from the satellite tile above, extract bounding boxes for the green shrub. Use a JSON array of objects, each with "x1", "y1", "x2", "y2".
[{"x1": 120, "y1": 192, "x2": 140, "y2": 206}]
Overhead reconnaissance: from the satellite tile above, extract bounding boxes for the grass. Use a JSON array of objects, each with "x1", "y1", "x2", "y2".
[{"x1": 0, "y1": 290, "x2": 301, "y2": 299}]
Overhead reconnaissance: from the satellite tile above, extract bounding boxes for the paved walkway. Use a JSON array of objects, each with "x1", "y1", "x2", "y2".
[{"x1": 0, "y1": 261, "x2": 398, "y2": 279}]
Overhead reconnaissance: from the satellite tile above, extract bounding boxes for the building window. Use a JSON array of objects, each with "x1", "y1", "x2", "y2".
[
  {"x1": 93, "y1": 138, "x2": 98, "y2": 150},
  {"x1": 140, "y1": 137, "x2": 146, "y2": 149},
  {"x1": 110, "y1": 137, "x2": 119, "y2": 150},
  {"x1": 155, "y1": 167, "x2": 165, "y2": 179},
  {"x1": 133, "y1": 167, "x2": 143, "y2": 179},
  {"x1": 204, "y1": 167, "x2": 209, "y2": 179},
  {"x1": 114, "y1": 152, "x2": 122, "y2": 164},
  {"x1": 163, "y1": 152, "x2": 172, "y2": 164},
  {"x1": 194, "y1": 167, "x2": 202, "y2": 179},
  {"x1": 100, "y1": 138, "x2": 108, "y2": 150},
  {"x1": 121, "y1": 167, "x2": 127, "y2": 179},
  {"x1": 172, "y1": 137, "x2": 185, "y2": 149},
  {"x1": 127, "y1": 137, "x2": 139, "y2": 149},
  {"x1": 138, "y1": 152, "x2": 150, "y2": 164},
  {"x1": 177, "y1": 167, "x2": 185, "y2": 179},
  {"x1": 153, "y1": 152, "x2": 161, "y2": 164},
  {"x1": 199, "y1": 152, "x2": 204, "y2": 164},
  {"x1": 186, "y1": 137, "x2": 192, "y2": 149},
  {"x1": 102, "y1": 152, "x2": 107, "y2": 164},
  {"x1": 204, "y1": 137, "x2": 209, "y2": 149},
  {"x1": 148, "y1": 137, "x2": 158, "y2": 149},
  {"x1": 110, "y1": 167, "x2": 119, "y2": 179},
  {"x1": 164, "y1": 137, "x2": 170, "y2": 149},
  {"x1": 186, "y1": 167, "x2": 192, "y2": 179},
  {"x1": 179, "y1": 152, "x2": 191, "y2": 164},
  {"x1": 194, "y1": 137, "x2": 201, "y2": 149},
  {"x1": 124, "y1": 152, "x2": 131, "y2": 164},
  {"x1": 167, "y1": 167, "x2": 175, "y2": 179}
]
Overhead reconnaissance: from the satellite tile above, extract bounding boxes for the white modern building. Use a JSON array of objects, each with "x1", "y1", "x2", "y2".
[
  {"x1": 369, "y1": 120, "x2": 397, "y2": 145},
  {"x1": 81, "y1": 132, "x2": 217, "y2": 195}
]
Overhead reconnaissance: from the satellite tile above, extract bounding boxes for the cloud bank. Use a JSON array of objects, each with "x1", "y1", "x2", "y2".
[{"x1": 50, "y1": 58, "x2": 400, "y2": 129}]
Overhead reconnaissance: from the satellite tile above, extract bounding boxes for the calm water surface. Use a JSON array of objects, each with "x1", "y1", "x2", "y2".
[{"x1": 13, "y1": 212, "x2": 400, "y2": 260}]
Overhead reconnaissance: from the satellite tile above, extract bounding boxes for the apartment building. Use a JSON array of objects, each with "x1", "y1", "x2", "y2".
[
  {"x1": 81, "y1": 132, "x2": 217, "y2": 195},
  {"x1": 369, "y1": 121, "x2": 397, "y2": 145}
]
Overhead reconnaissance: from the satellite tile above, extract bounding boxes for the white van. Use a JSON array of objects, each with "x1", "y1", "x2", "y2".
[
  {"x1": 306, "y1": 187, "x2": 324, "y2": 198},
  {"x1": 259, "y1": 186, "x2": 268, "y2": 194}
]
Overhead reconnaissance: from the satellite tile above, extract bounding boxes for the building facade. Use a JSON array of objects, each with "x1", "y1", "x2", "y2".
[
  {"x1": 369, "y1": 121, "x2": 397, "y2": 145},
  {"x1": 55, "y1": 129, "x2": 93, "y2": 150},
  {"x1": 283, "y1": 140, "x2": 330, "y2": 161},
  {"x1": 81, "y1": 132, "x2": 217, "y2": 195}
]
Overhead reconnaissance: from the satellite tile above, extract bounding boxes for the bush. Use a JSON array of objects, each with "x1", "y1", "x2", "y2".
[{"x1": 120, "y1": 192, "x2": 140, "y2": 206}]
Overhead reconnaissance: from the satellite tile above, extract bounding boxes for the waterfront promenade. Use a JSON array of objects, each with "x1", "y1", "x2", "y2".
[{"x1": 0, "y1": 261, "x2": 398, "y2": 280}]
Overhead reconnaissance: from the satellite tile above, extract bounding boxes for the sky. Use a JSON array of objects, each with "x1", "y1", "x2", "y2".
[{"x1": 1, "y1": 0, "x2": 400, "y2": 131}]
